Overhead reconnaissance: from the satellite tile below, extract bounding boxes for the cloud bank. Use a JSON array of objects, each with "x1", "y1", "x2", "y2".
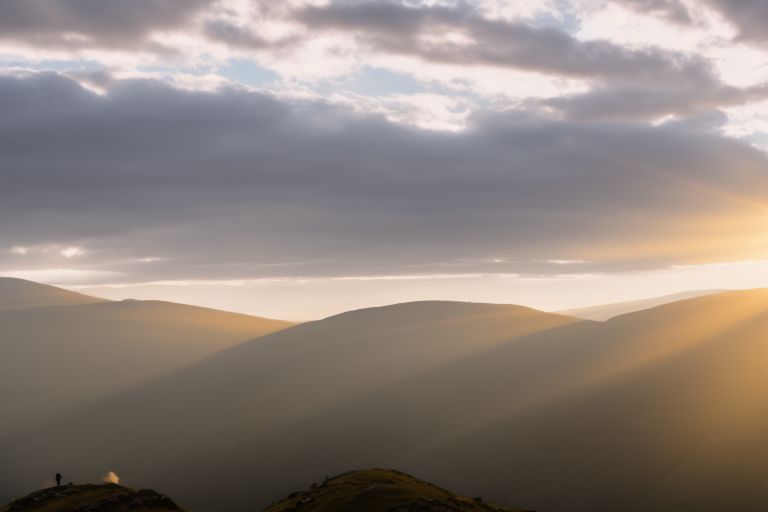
[
  {"x1": 1, "y1": 0, "x2": 768, "y2": 303},
  {"x1": 1, "y1": 72, "x2": 767, "y2": 285}
]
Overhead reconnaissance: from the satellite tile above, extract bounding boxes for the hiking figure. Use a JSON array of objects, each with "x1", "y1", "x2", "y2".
[{"x1": 55, "y1": 473, "x2": 62, "y2": 487}]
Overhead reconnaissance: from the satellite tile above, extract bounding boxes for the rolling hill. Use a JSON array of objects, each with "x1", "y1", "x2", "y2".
[
  {"x1": 556, "y1": 289, "x2": 724, "y2": 320},
  {"x1": 254, "y1": 289, "x2": 768, "y2": 512},
  {"x1": 0, "y1": 301, "x2": 580, "y2": 510},
  {"x1": 0, "y1": 295, "x2": 293, "y2": 436},
  {"x1": 7, "y1": 290, "x2": 768, "y2": 511},
  {"x1": 0, "y1": 277, "x2": 106, "y2": 311}
]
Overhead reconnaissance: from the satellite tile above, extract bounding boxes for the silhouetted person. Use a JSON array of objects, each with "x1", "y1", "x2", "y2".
[{"x1": 55, "y1": 473, "x2": 62, "y2": 487}]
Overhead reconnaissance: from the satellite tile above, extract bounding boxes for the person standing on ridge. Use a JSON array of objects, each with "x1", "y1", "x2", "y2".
[{"x1": 55, "y1": 473, "x2": 62, "y2": 487}]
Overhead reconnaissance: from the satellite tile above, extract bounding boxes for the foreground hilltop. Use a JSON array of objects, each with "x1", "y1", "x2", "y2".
[
  {"x1": 2, "y1": 472, "x2": 523, "y2": 512},
  {"x1": 1, "y1": 484, "x2": 183, "y2": 512},
  {"x1": 265, "y1": 469, "x2": 528, "y2": 512}
]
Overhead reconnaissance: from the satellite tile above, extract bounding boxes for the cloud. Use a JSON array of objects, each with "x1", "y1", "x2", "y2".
[
  {"x1": 203, "y1": 19, "x2": 301, "y2": 51},
  {"x1": 0, "y1": 269, "x2": 120, "y2": 285},
  {"x1": 290, "y1": 1, "x2": 768, "y2": 123},
  {"x1": 703, "y1": 0, "x2": 768, "y2": 45},
  {"x1": 204, "y1": 20, "x2": 275, "y2": 50},
  {"x1": 611, "y1": 0, "x2": 692, "y2": 24},
  {"x1": 1, "y1": 72, "x2": 767, "y2": 284},
  {"x1": 0, "y1": 0, "x2": 765, "y2": 128},
  {"x1": 60, "y1": 246, "x2": 85, "y2": 258},
  {"x1": 296, "y1": 1, "x2": 707, "y2": 84},
  {"x1": 545, "y1": 81, "x2": 768, "y2": 122},
  {"x1": 0, "y1": 0, "x2": 213, "y2": 51}
]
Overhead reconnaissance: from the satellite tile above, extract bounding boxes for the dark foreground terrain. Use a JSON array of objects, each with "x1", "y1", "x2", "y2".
[
  {"x1": 264, "y1": 469, "x2": 529, "y2": 512},
  {"x1": 1, "y1": 484, "x2": 184, "y2": 512},
  {"x1": 2, "y1": 472, "x2": 527, "y2": 512}
]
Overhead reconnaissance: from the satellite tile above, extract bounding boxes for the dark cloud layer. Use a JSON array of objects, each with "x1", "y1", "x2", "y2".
[
  {"x1": 295, "y1": 1, "x2": 768, "y2": 122},
  {"x1": 204, "y1": 19, "x2": 300, "y2": 51},
  {"x1": 2, "y1": 73, "x2": 767, "y2": 283},
  {"x1": 705, "y1": 0, "x2": 768, "y2": 44},
  {"x1": 612, "y1": 0, "x2": 692, "y2": 24},
  {"x1": 2, "y1": 0, "x2": 768, "y2": 125},
  {"x1": 297, "y1": 2, "x2": 705, "y2": 84},
  {"x1": 617, "y1": 0, "x2": 768, "y2": 46},
  {"x1": 546, "y1": 80, "x2": 768, "y2": 122},
  {"x1": 0, "y1": 0, "x2": 212, "y2": 49}
]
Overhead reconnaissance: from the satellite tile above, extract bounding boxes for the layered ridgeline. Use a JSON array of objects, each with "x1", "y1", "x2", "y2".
[
  {"x1": 557, "y1": 289, "x2": 724, "y2": 320},
  {"x1": 1, "y1": 301, "x2": 578, "y2": 510},
  {"x1": 1, "y1": 483, "x2": 184, "y2": 512},
  {"x1": 6, "y1": 290, "x2": 768, "y2": 511},
  {"x1": 0, "y1": 278, "x2": 293, "y2": 436},
  {"x1": 0, "y1": 277, "x2": 106, "y2": 311}
]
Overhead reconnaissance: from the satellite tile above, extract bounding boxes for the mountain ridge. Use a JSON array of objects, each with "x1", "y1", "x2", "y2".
[
  {"x1": 0, "y1": 300, "x2": 581, "y2": 511},
  {"x1": 7, "y1": 289, "x2": 768, "y2": 510},
  {"x1": 557, "y1": 289, "x2": 725, "y2": 321},
  {"x1": 0, "y1": 277, "x2": 107, "y2": 311},
  {"x1": 0, "y1": 291, "x2": 294, "y2": 436}
]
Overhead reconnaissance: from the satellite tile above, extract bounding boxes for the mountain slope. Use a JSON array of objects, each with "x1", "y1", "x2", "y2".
[
  {"x1": 285, "y1": 289, "x2": 768, "y2": 512},
  {"x1": 13, "y1": 290, "x2": 768, "y2": 510},
  {"x1": 0, "y1": 298, "x2": 293, "y2": 435},
  {"x1": 0, "y1": 301, "x2": 581, "y2": 511},
  {"x1": 556, "y1": 289, "x2": 724, "y2": 320},
  {"x1": 265, "y1": 469, "x2": 528, "y2": 512},
  {"x1": 1, "y1": 484, "x2": 183, "y2": 512},
  {"x1": 0, "y1": 277, "x2": 106, "y2": 311}
]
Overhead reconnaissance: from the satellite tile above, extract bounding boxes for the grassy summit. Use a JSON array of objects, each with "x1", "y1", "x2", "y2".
[
  {"x1": 264, "y1": 469, "x2": 530, "y2": 512},
  {"x1": 1, "y1": 484, "x2": 184, "y2": 512}
]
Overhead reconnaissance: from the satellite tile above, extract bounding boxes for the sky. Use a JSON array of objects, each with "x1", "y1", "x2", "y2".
[{"x1": 1, "y1": 0, "x2": 768, "y2": 320}]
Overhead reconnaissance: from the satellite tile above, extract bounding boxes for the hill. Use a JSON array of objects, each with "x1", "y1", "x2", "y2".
[
  {"x1": 11, "y1": 290, "x2": 768, "y2": 510},
  {"x1": 323, "y1": 289, "x2": 768, "y2": 511},
  {"x1": 556, "y1": 289, "x2": 724, "y2": 320},
  {"x1": 1, "y1": 483, "x2": 183, "y2": 512},
  {"x1": 0, "y1": 296, "x2": 293, "y2": 436},
  {"x1": 265, "y1": 469, "x2": 529, "y2": 512},
  {"x1": 0, "y1": 277, "x2": 106, "y2": 311},
  {"x1": 0, "y1": 301, "x2": 580, "y2": 511}
]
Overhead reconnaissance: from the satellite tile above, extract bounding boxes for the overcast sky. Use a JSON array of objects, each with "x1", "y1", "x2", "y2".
[{"x1": 2, "y1": 0, "x2": 768, "y2": 319}]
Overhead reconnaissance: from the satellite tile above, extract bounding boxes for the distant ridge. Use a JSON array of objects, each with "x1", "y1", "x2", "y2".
[
  {"x1": 556, "y1": 289, "x2": 725, "y2": 320},
  {"x1": 11, "y1": 291, "x2": 768, "y2": 511},
  {"x1": 0, "y1": 277, "x2": 106, "y2": 311},
  {"x1": 0, "y1": 300, "x2": 581, "y2": 511},
  {"x1": 0, "y1": 280, "x2": 294, "y2": 436}
]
